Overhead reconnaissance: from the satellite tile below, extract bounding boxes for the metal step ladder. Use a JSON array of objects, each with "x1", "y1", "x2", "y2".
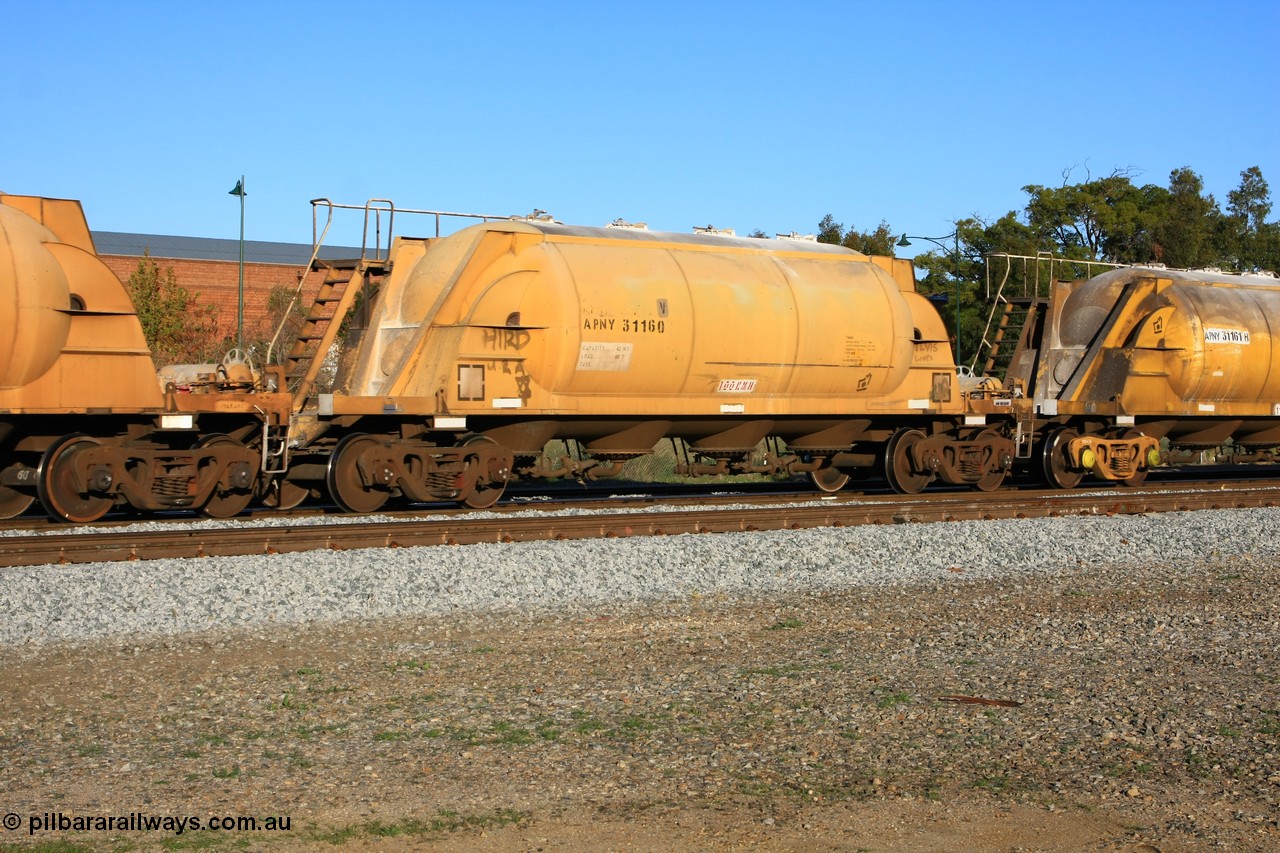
[
  {"x1": 979, "y1": 297, "x2": 1037, "y2": 383},
  {"x1": 282, "y1": 258, "x2": 376, "y2": 412}
]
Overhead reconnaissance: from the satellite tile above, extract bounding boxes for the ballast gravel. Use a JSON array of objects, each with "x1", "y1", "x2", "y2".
[
  {"x1": 0, "y1": 506, "x2": 1275, "y2": 646},
  {"x1": 4, "y1": 506, "x2": 1279, "y2": 850}
]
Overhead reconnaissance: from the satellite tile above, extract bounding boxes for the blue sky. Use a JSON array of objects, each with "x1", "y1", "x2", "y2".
[{"x1": 5, "y1": 0, "x2": 1278, "y2": 255}]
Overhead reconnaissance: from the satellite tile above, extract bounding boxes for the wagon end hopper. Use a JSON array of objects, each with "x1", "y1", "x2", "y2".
[
  {"x1": 1031, "y1": 266, "x2": 1280, "y2": 483},
  {"x1": 0, "y1": 195, "x2": 294, "y2": 522},
  {"x1": 323, "y1": 221, "x2": 962, "y2": 423},
  {"x1": 0, "y1": 194, "x2": 162, "y2": 412}
]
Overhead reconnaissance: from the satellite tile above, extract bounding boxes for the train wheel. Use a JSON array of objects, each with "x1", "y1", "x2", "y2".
[
  {"x1": 973, "y1": 429, "x2": 1008, "y2": 492},
  {"x1": 461, "y1": 436, "x2": 508, "y2": 510},
  {"x1": 326, "y1": 433, "x2": 390, "y2": 513},
  {"x1": 1041, "y1": 427, "x2": 1084, "y2": 489},
  {"x1": 198, "y1": 435, "x2": 256, "y2": 519},
  {"x1": 260, "y1": 477, "x2": 310, "y2": 510},
  {"x1": 884, "y1": 428, "x2": 932, "y2": 495},
  {"x1": 809, "y1": 466, "x2": 850, "y2": 494},
  {"x1": 37, "y1": 434, "x2": 113, "y2": 523},
  {"x1": 1117, "y1": 428, "x2": 1150, "y2": 487}
]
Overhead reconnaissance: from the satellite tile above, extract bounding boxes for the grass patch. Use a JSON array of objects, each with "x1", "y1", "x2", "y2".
[
  {"x1": 621, "y1": 715, "x2": 658, "y2": 733},
  {"x1": 739, "y1": 664, "x2": 804, "y2": 678},
  {"x1": 876, "y1": 692, "x2": 912, "y2": 709},
  {"x1": 1183, "y1": 749, "x2": 1211, "y2": 779},
  {"x1": 158, "y1": 832, "x2": 230, "y2": 850},
  {"x1": 319, "y1": 808, "x2": 528, "y2": 842},
  {"x1": 765, "y1": 618, "x2": 803, "y2": 631},
  {"x1": 488, "y1": 722, "x2": 535, "y2": 745},
  {"x1": 972, "y1": 774, "x2": 1011, "y2": 792},
  {"x1": 195, "y1": 733, "x2": 230, "y2": 747},
  {"x1": 385, "y1": 659, "x2": 430, "y2": 674},
  {"x1": 274, "y1": 689, "x2": 309, "y2": 712}
]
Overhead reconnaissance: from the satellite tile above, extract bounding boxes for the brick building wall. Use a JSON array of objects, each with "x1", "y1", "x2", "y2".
[{"x1": 97, "y1": 254, "x2": 329, "y2": 349}]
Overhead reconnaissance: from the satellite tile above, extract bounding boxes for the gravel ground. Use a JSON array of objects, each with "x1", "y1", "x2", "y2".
[
  {"x1": 1, "y1": 509, "x2": 1278, "y2": 851},
  {"x1": 2, "y1": 507, "x2": 1279, "y2": 647}
]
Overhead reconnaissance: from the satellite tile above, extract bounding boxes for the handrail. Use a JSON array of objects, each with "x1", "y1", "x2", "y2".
[
  {"x1": 972, "y1": 252, "x2": 1129, "y2": 374},
  {"x1": 265, "y1": 199, "x2": 336, "y2": 365},
  {"x1": 362, "y1": 199, "x2": 395, "y2": 262},
  {"x1": 984, "y1": 252, "x2": 1127, "y2": 300},
  {"x1": 262, "y1": 198, "x2": 530, "y2": 368},
  {"x1": 308, "y1": 198, "x2": 517, "y2": 248},
  {"x1": 973, "y1": 256, "x2": 1017, "y2": 375}
]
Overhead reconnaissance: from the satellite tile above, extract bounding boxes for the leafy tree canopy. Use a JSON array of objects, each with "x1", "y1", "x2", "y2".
[
  {"x1": 1014, "y1": 165, "x2": 1274, "y2": 271},
  {"x1": 819, "y1": 163, "x2": 1280, "y2": 367},
  {"x1": 815, "y1": 215, "x2": 898, "y2": 256},
  {"x1": 125, "y1": 252, "x2": 224, "y2": 366}
]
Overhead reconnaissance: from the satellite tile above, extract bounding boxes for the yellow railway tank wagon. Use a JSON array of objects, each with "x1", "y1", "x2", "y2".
[
  {"x1": 0, "y1": 194, "x2": 292, "y2": 522},
  {"x1": 1006, "y1": 266, "x2": 1280, "y2": 487},
  {"x1": 291, "y1": 219, "x2": 1015, "y2": 511}
]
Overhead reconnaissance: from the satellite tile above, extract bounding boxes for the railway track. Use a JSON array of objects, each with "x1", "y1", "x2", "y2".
[{"x1": 2, "y1": 479, "x2": 1277, "y2": 568}]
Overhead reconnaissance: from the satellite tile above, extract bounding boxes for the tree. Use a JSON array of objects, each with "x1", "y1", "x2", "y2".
[
  {"x1": 1226, "y1": 166, "x2": 1274, "y2": 271},
  {"x1": 1149, "y1": 167, "x2": 1220, "y2": 269},
  {"x1": 906, "y1": 218, "x2": 992, "y2": 366},
  {"x1": 125, "y1": 252, "x2": 224, "y2": 367},
  {"x1": 1227, "y1": 166, "x2": 1271, "y2": 233},
  {"x1": 816, "y1": 214, "x2": 844, "y2": 245},
  {"x1": 1022, "y1": 169, "x2": 1152, "y2": 262},
  {"x1": 841, "y1": 221, "x2": 898, "y2": 256},
  {"x1": 815, "y1": 162, "x2": 1280, "y2": 371},
  {"x1": 244, "y1": 283, "x2": 306, "y2": 366},
  {"x1": 815, "y1": 215, "x2": 898, "y2": 255}
]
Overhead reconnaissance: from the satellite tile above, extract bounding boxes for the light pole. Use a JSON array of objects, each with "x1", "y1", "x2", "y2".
[
  {"x1": 228, "y1": 176, "x2": 247, "y2": 351},
  {"x1": 897, "y1": 231, "x2": 962, "y2": 368}
]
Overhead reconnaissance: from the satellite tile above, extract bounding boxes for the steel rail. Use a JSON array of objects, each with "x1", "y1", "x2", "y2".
[{"x1": 1, "y1": 482, "x2": 1276, "y2": 568}]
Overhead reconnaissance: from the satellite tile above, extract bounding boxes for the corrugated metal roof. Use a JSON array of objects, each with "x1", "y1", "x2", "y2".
[{"x1": 91, "y1": 231, "x2": 364, "y2": 265}]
